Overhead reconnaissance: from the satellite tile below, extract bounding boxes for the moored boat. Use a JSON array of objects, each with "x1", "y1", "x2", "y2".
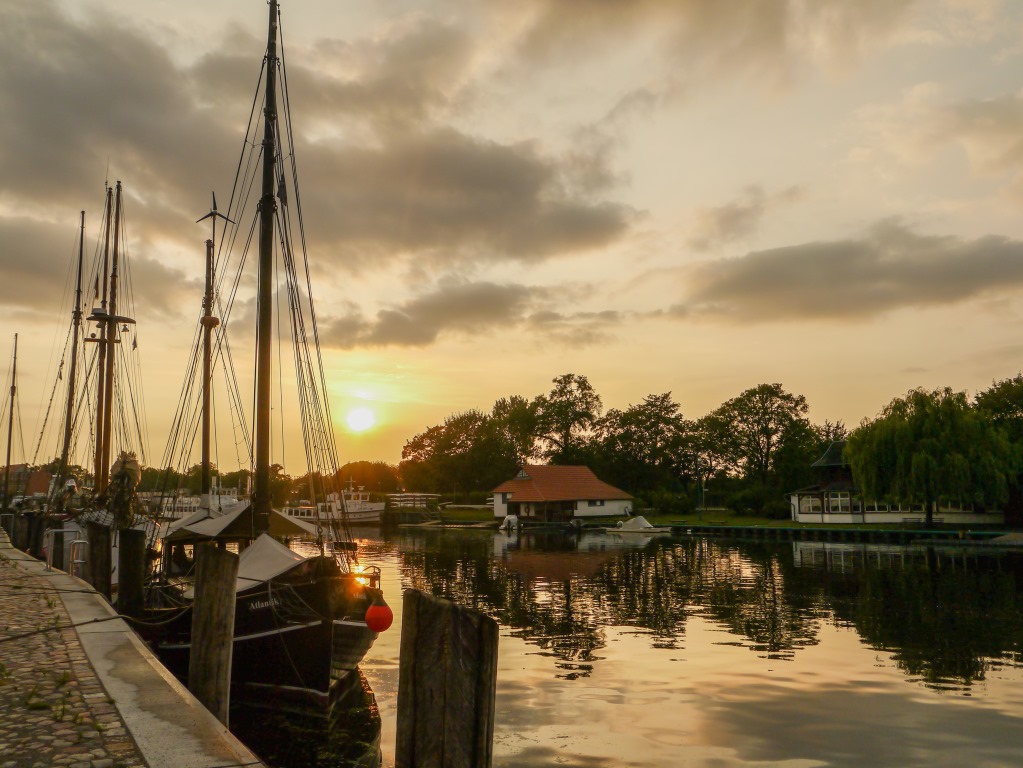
[{"x1": 139, "y1": 0, "x2": 391, "y2": 704}]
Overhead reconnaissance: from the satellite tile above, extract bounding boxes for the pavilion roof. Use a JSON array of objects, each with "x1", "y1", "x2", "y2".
[{"x1": 492, "y1": 465, "x2": 632, "y2": 503}]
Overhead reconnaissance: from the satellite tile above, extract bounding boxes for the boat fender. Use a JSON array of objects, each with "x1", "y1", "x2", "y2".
[{"x1": 365, "y1": 597, "x2": 393, "y2": 633}]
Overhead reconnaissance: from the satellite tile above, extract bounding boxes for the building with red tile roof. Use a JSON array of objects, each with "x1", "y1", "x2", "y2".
[
  {"x1": 1, "y1": 464, "x2": 52, "y2": 501},
  {"x1": 492, "y1": 465, "x2": 632, "y2": 522}
]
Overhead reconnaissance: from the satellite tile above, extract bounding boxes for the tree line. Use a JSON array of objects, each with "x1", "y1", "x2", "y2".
[
  {"x1": 400, "y1": 372, "x2": 1023, "y2": 520},
  {"x1": 400, "y1": 373, "x2": 847, "y2": 516},
  {"x1": 24, "y1": 373, "x2": 1023, "y2": 520}
]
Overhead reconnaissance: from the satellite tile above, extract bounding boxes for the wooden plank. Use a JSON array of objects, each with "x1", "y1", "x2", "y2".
[
  {"x1": 188, "y1": 542, "x2": 238, "y2": 726},
  {"x1": 396, "y1": 589, "x2": 498, "y2": 768}
]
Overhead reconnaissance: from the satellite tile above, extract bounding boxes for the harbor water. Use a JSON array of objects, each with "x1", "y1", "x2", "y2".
[{"x1": 238, "y1": 527, "x2": 1023, "y2": 767}]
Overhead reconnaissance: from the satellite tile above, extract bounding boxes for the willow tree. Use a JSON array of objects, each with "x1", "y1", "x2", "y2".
[{"x1": 845, "y1": 387, "x2": 1015, "y2": 525}]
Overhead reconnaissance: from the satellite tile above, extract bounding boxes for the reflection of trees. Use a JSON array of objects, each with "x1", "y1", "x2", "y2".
[
  {"x1": 699, "y1": 544, "x2": 824, "y2": 657},
  {"x1": 397, "y1": 530, "x2": 606, "y2": 678},
  {"x1": 391, "y1": 530, "x2": 1023, "y2": 689},
  {"x1": 395, "y1": 532, "x2": 826, "y2": 674},
  {"x1": 829, "y1": 549, "x2": 1023, "y2": 688},
  {"x1": 594, "y1": 540, "x2": 824, "y2": 656}
]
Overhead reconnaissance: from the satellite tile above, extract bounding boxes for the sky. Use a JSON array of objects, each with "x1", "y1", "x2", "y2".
[{"x1": 4, "y1": 0, "x2": 1023, "y2": 472}]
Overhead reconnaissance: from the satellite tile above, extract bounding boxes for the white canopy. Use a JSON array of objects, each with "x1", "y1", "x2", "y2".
[
  {"x1": 182, "y1": 533, "x2": 310, "y2": 598},
  {"x1": 617, "y1": 515, "x2": 654, "y2": 530}
]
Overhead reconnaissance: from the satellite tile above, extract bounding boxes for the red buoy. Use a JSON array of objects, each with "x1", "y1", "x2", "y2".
[{"x1": 365, "y1": 601, "x2": 393, "y2": 633}]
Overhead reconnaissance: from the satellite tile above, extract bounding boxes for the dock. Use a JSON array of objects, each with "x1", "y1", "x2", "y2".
[
  {"x1": 0, "y1": 527, "x2": 265, "y2": 768},
  {"x1": 667, "y1": 522, "x2": 1008, "y2": 545}
]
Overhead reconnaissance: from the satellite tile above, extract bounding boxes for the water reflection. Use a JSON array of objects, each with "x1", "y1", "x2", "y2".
[
  {"x1": 396, "y1": 528, "x2": 1023, "y2": 691},
  {"x1": 231, "y1": 669, "x2": 382, "y2": 768}
]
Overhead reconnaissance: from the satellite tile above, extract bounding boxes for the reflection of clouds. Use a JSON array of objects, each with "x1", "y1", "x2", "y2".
[{"x1": 706, "y1": 682, "x2": 1023, "y2": 767}]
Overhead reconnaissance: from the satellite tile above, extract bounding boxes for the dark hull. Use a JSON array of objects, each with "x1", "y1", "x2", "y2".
[{"x1": 148, "y1": 571, "x2": 379, "y2": 701}]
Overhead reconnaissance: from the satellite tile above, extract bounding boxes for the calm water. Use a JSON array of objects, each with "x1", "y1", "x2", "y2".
[{"x1": 238, "y1": 528, "x2": 1023, "y2": 767}]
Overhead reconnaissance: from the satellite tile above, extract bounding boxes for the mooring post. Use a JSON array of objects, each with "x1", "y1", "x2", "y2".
[
  {"x1": 116, "y1": 528, "x2": 146, "y2": 618},
  {"x1": 27, "y1": 513, "x2": 46, "y2": 558},
  {"x1": 395, "y1": 589, "x2": 499, "y2": 768},
  {"x1": 50, "y1": 528, "x2": 65, "y2": 571},
  {"x1": 11, "y1": 514, "x2": 28, "y2": 550},
  {"x1": 86, "y1": 521, "x2": 112, "y2": 600},
  {"x1": 188, "y1": 542, "x2": 238, "y2": 727}
]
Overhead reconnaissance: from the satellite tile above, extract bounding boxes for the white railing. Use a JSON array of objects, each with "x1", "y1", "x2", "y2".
[
  {"x1": 68, "y1": 538, "x2": 89, "y2": 578},
  {"x1": 43, "y1": 528, "x2": 79, "y2": 571}
]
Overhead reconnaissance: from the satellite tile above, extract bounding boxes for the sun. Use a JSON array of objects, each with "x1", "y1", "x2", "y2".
[{"x1": 345, "y1": 406, "x2": 376, "y2": 432}]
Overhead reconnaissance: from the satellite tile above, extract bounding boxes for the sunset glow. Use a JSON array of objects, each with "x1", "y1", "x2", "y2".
[
  {"x1": 345, "y1": 406, "x2": 376, "y2": 433},
  {"x1": 6, "y1": 1, "x2": 1023, "y2": 469}
]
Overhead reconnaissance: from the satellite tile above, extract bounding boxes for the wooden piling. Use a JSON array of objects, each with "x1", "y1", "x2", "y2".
[
  {"x1": 188, "y1": 542, "x2": 238, "y2": 727},
  {"x1": 50, "y1": 529, "x2": 65, "y2": 571},
  {"x1": 11, "y1": 514, "x2": 28, "y2": 549},
  {"x1": 86, "y1": 521, "x2": 112, "y2": 600},
  {"x1": 27, "y1": 514, "x2": 45, "y2": 558},
  {"x1": 396, "y1": 589, "x2": 499, "y2": 768},
  {"x1": 116, "y1": 529, "x2": 146, "y2": 618}
]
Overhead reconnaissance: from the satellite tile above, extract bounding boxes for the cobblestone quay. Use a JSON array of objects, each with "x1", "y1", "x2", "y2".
[
  {"x1": 0, "y1": 541, "x2": 145, "y2": 767},
  {"x1": 0, "y1": 528, "x2": 264, "y2": 768}
]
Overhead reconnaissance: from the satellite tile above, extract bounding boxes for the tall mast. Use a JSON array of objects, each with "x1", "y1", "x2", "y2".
[
  {"x1": 253, "y1": 0, "x2": 279, "y2": 531},
  {"x1": 92, "y1": 187, "x2": 113, "y2": 486},
  {"x1": 200, "y1": 237, "x2": 219, "y2": 496},
  {"x1": 98, "y1": 181, "x2": 123, "y2": 495},
  {"x1": 2, "y1": 334, "x2": 16, "y2": 511},
  {"x1": 57, "y1": 212, "x2": 86, "y2": 493}
]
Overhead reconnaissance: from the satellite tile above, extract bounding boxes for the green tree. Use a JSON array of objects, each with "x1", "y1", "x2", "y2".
[
  {"x1": 975, "y1": 374, "x2": 1023, "y2": 445},
  {"x1": 773, "y1": 419, "x2": 848, "y2": 493},
  {"x1": 400, "y1": 424, "x2": 446, "y2": 492},
  {"x1": 596, "y1": 392, "x2": 691, "y2": 492},
  {"x1": 710, "y1": 383, "x2": 811, "y2": 485},
  {"x1": 846, "y1": 387, "x2": 1015, "y2": 526},
  {"x1": 337, "y1": 461, "x2": 401, "y2": 494},
  {"x1": 491, "y1": 395, "x2": 540, "y2": 465},
  {"x1": 269, "y1": 463, "x2": 293, "y2": 507},
  {"x1": 220, "y1": 468, "x2": 250, "y2": 495},
  {"x1": 399, "y1": 410, "x2": 518, "y2": 495},
  {"x1": 534, "y1": 373, "x2": 602, "y2": 463}
]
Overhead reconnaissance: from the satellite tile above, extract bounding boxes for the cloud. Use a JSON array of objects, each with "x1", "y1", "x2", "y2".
[
  {"x1": 855, "y1": 85, "x2": 1023, "y2": 196},
  {"x1": 296, "y1": 128, "x2": 633, "y2": 266},
  {"x1": 192, "y1": 18, "x2": 476, "y2": 132},
  {"x1": 525, "y1": 309, "x2": 622, "y2": 346},
  {"x1": 0, "y1": 0, "x2": 633, "y2": 290},
  {"x1": 0, "y1": 214, "x2": 192, "y2": 323},
  {"x1": 511, "y1": 0, "x2": 918, "y2": 84},
  {"x1": 323, "y1": 279, "x2": 538, "y2": 347},
  {"x1": 675, "y1": 219, "x2": 1023, "y2": 321},
  {"x1": 688, "y1": 186, "x2": 802, "y2": 252},
  {"x1": 321, "y1": 277, "x2": 620, "y2": 348}
]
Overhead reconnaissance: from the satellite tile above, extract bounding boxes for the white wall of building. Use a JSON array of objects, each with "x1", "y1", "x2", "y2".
[
  {"x1": 789, "y1": 494, "x2": 1004, "y2": 526},
  {"x1": 574, "y1": 499, "x2": 632, "y2": 518},
  {"x1": 492, "y1": 494, "x2": 632, "y2": 519}
]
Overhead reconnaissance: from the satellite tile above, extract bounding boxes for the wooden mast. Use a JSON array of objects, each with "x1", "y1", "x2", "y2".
[
  {"x1": 57, "y1": 212, "x2": 86, "y2": 494},
  {"x1": 200, "y1": 237, "x2": 219, "y2": 496},
  {"x1": 98, "y1": 181, "x2": 123, "y2": 495},
  {"x1": 253, "y1": 0, "x2": 279, "y2": 532},
  {"x1": 2, "y1": 334, "x2": 16, "y2": 511},
  {"x1": 92, "y1": 187, "x2": 113, "y2": 488}
]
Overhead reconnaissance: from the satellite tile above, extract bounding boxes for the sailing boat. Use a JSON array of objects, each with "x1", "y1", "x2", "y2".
[
  {"x1": 25, "y1": 184, "x2": 152, "y2": 580},
  {"x1": 142, "y1": 0, "x2": 391, "y2": 703}
]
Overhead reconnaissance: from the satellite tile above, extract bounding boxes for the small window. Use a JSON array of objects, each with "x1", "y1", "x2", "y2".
[{"x1": 587, "y1": 499, "x2": 605, "y2": 507}]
